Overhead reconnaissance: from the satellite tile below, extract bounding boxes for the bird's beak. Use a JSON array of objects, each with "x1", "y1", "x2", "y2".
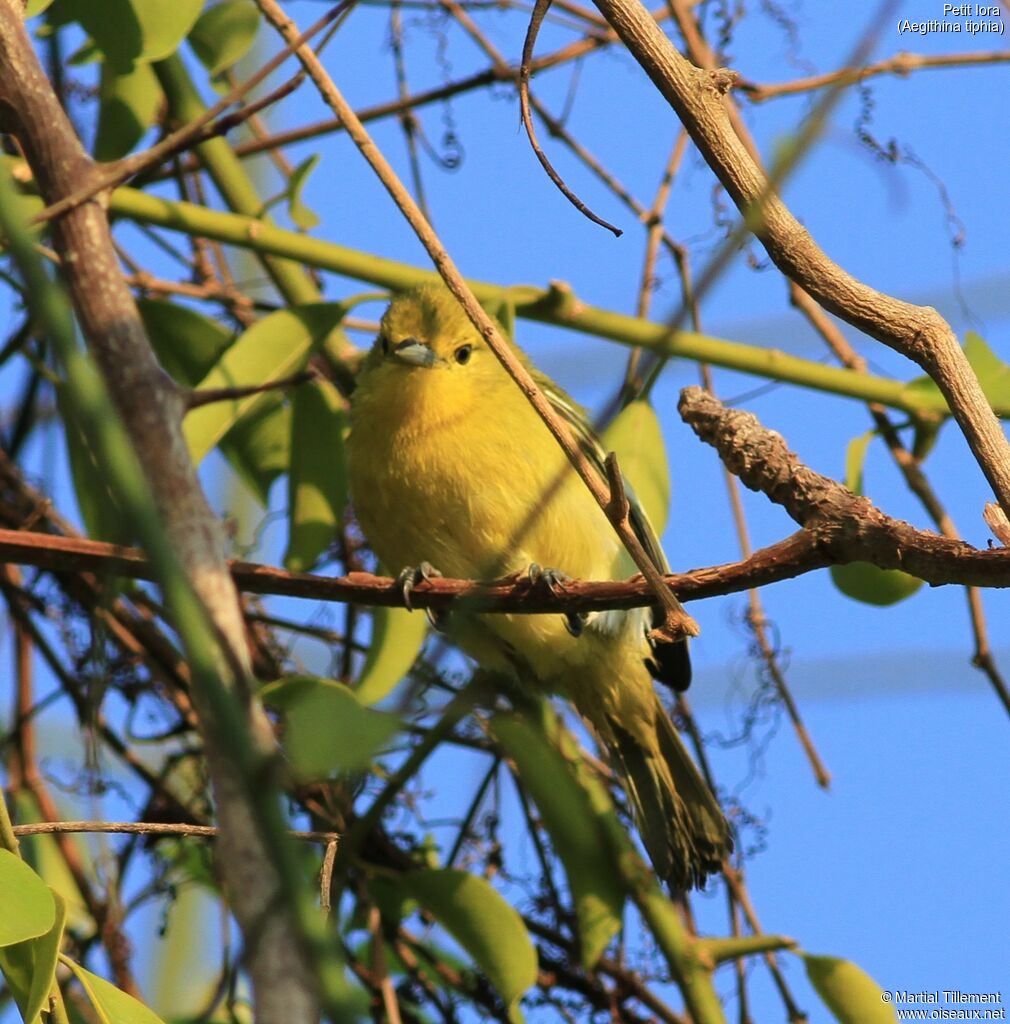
[{"x1": 392, "y1": 338, "x2": 443, "y2": 368}]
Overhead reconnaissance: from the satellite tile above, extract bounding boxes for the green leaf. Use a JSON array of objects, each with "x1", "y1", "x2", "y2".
[
  {"x1": 286, "y1": 155, "x2": 321, "y2": 231},
  {"x1": 60, "y1": 956, "x2": 168, "y2": 1024},
  {"x1": 13, "y1": 792, "x2": 92, "y2": 938},
  {"x1": 0, "y1": 850, "x2": 56, "y2": 947},
  {"x1": 26, "y1": 0, "x2": 57, "y2": 15},
  {"x1": 138, "y1": 299, "x2": 235, "y2": 385},
  {"x1": 53, "y1": 0, "x2": 203, "y2": 71},
  {"x1": 139, "y1": 299, "x2": 288, "y2": 503},
  {"x1": 802, "y1": 953, "x2": 897, "y2": 1024},
  {"x1": 398, "y1": 868, "x2": 537, "y2": 1021},
  {"x1": 830, "y1": 563, "x2": 923, "y2": 606},
  {"x1": 188, "y1": 1, "x2": 260, "y2": 76},
  {"x1": 479, "y1": 292, "x2": 515, "y2": 341},
  {"x1": 0, "y1": 157, "x2": 44, "y2": 237},
  {"x1": 94, "y1": 60, "x2": 160, "y2": 161},
  {"x1": 59, "y1": 386, "x2": 129, "y2": 543},
  {"x1": 830, "y1": 430, "x2": 922, "y2": 606},
  {"x1": 964, "y1": 331, "x2": 1010, "y2": 408},
  {"x1": 184, "y1": 303, "x2": 346, "y2": 466},
  {"x1": 262, "y1": 675, "x2": 400, "y2": 777},
  {"x1": 602, "y1": 400, "x2": 670, "y2": 534},
  {"x1": 284, "y1": 378, "x2": 349, "y2": 571},
  {"x1": 492, "y1": 712, "x2": 624, "y2": 968},
  {"x1": 0, "y1": 889, "x2": 67, "y2": 1024},
  {"x1": 354, "y1": 605, "x2": 429, "y2": 706},
  {"x1": 220, "y1": 402, "x2": 290, "y2": 506}
]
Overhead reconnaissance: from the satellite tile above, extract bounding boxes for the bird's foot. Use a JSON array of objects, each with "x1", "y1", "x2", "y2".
[
  {"x1": 397, "y1": 561, "x2": 442, "y2": 612},
  {"x1": 526, "y1": 564, "x2": 587, "y2": 638}
]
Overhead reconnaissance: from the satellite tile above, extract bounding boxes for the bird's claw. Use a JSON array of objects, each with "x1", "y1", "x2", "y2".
[
  {"x1": 526, "y1": 564, "x2": 586, "y2": 638},
  {"x1": 397, "y1": 561, "x2": 442, "y2": 612}
]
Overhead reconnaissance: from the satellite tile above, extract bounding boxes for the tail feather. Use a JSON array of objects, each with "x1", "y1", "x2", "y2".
[{"x1": 607, "y1": 705, "x2": 731, "y2": 891}]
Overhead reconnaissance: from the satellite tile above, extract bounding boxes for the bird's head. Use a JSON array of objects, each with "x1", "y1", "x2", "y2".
[{"x1": 353, "y1": 285, "x2": 521, "y2": 424}]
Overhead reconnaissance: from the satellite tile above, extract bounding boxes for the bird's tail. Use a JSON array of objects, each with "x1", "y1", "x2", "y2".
[{"x1": 605, "y1": 700, "x2": 731, "y2": 891}]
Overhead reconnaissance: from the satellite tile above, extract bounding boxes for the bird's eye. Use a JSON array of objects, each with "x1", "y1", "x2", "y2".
[{"x1": 454, "y1": 344, "x2": 473, "y2": 365}]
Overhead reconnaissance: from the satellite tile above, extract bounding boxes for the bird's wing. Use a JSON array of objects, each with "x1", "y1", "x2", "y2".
[{"x1": 536, "y1": 374, "x2": 690, "y2": 689}]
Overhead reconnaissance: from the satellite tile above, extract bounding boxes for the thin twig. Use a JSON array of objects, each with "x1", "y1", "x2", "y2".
[{"x1": 518, "y1": 0, "x2": 622, "y2": 235}]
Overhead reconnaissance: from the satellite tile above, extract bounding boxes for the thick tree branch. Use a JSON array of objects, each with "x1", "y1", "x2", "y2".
[
  {"x1": 588, "y1": 0, "x2": 1010, "y2": 520},
  {"x1": 0, "y1": 5, "x2": 316, "y2": 1021}
]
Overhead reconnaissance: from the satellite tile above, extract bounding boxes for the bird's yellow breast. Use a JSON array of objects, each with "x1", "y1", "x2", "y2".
[{"x1": 348, "y1": 361, "x2": 647, "y2": 689}]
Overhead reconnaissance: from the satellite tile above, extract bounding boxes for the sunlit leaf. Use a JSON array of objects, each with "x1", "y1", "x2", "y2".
[
  {"x1": 803, "y1": 953, "x2": 897, "y2": 1024},
  {"x1": 492, "y1": 712, "x2": 624, "y2": 968},
  {"x1": 189, "y1": 1, "x2": 260, "y2": 76},
  {"x1": 94, "y1": 60, "x2": 160, "y2": 161},
  {"x1": 354, "y1": 605, "x2": 429, "y2": 706},
  {"x1": 61, "y1": 956, "x2": 168, "y2": 1024},
  {"x1": 830, "y1": 430, "x2": 922, "y2": 606},
  {"x1": 262, "y1": 675, "x2": 399, "y2": 777},
  {"x1": 0, "y1": 889, "x2": 66, "y2": 1024},
  {"x1": 398, "y1": 868, "x2": 537, "y2": 1022},
  {"x1": 602, "y1": 399, "x2": 670, "y2": 534},
  {"x1": 53, "y1": 0, "x2": 203, "y2": 70},
  {"x1": 0, "y1": 850, "x2": 55, "y2": 947},
  {"x1": 284, "y1": 377, "x2": 348, "y2": 571},
  {"x1": 964, "y1": 331, "x2": 1010, "y2": 408},
  {"x1": 14, "y1": 791, "x2": 92, "y2": 938},
  {"x1": 286, "y1": 155, "x2": 321, "y2": 231},
  {"x1": 139, "y1": 299, "x2": 288, "y2": 504},
  {"x1": 184, "y1": 303, "x2": 346, "y2": 466}
]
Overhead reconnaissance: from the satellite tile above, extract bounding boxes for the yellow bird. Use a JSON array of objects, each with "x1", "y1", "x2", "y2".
[{"x1": 348, "y1": 284, "x2": 731, "y2": 889}]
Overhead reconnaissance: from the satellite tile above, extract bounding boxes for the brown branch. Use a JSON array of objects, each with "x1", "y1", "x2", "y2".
[
  {"x1": 739, "y1": 48, "x2": 1010, "y2": 103},
  {"x1": 185, "y1": 369, "x2": 317, "y2": 410},
  {"x1": 589, "y1": 0, "x2": 1010, "y2": 519},
  {"x1": 12, "y1": 820, "x2": 338, "y2": 843},
  {"x1": 518, "y1": 0, "x2": 623, "y2": 235}
]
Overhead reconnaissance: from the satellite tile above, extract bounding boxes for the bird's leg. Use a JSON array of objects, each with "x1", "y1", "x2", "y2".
[{"x1": 526, "y1": 564, "x2": 587, "y2": 638}]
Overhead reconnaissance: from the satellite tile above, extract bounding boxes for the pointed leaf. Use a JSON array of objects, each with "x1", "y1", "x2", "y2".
[
  {"x1": 286, "y1": 155, "x2": 321, "y2": 231},
  {"x1": 95, "y1": 60, "x2": 160, "y2": 161},
  {"x1": 0, "y1": 850, "x2": 55, "y2": 947},
  {"x1": 189, "y1": 1, "x2": 260, "y2": 76},
  {"x1": 184, "y1": 303, "x2": 346, "y2": 466},
  {"x1": 602, "y1": 400, "x2": 670, "y2": 534},
  {"x1": 59, "y1": 387, "x2": 129, "y2": 543},
  {"x1": 398, "y1": 868, "x2": 536, "y2": 1021},
  {"x1": 262, "y1": 675, "x2": 400, "y2": 777},
  {"x1": 493, "y1": 713, "x2": 623, "y2": 967},
  {"x1": 138, "y1": 299, "x2": 234, "y2": 386},
  {"x1": 354, "y1": 606, "x2": 429, "y2": 706},
  {"x1": 220, "y1": 402, "x2": 290, "y2": 507},
  {"x1": 55, "y1": 0, "x2": 202, "y2": 70},
  {"x1": 60, "y1": 956, "x2": 168, "y2": 1024},
  {"x1": 0, "y1": 889, "x2": 67, "y2": 1024},
  {"x1": 964, "y1": 331, "x2": 1010, "y2": 408},
  {"x1": 284, "y1": 377, "x2": 349, "y2": 571},
  {"x1": 831, "y1": 431, "x2": 922, "y2": 606},
  {"x1": 802, "y1": 953, "x2": 897, "y2": 1024}
]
